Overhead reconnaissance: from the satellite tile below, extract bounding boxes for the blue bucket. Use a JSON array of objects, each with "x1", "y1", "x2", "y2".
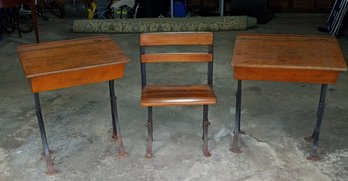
[{"x1": 174, "y1": 1, "x2": 186, "y2": 17}]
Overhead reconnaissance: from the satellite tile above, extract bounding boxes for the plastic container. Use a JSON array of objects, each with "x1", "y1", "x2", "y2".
[{"x1": 174, "y1": 1, "x2": 186, "y2": 17}]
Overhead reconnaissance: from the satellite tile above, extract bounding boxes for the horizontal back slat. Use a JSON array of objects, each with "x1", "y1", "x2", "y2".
[
  {"x1": 140, "y1": 32, "x2": 213, "y2": 46},
  {"x1": 141, "y1": 53, "x2": 213, "y2": 63}
]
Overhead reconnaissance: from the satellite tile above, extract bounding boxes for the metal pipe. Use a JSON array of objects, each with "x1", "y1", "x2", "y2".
[
  {"x1": 145, "y1": 107, "x2": 153, "y2": 158},
  {"x1": 202, "y1": 105, "x2": 211, "y2": 157},
  {"x1": 108, "y1": 80, "x2": 127, "y2": 157},
  {"x1": 308, "y1": 84, "x2": 328, "y2": 160},
  {"x1": 230, "y1": 80, "x2": 242, "y2": 153},
  {"x1": 109, "y1": 80, "x2": 117, "y2": 137},
  {"x1": 140, "y1": 47, "x2": 147, "y2": 88},
  {"x1": 33, "y1": 93, "x2": 56, "y2": 174},
  {"x1": 208, "y1": 45, "x2": 213, "y2": 85}
]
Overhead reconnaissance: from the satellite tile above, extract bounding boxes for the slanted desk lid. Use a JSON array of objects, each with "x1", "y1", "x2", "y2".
[
  {"x1": 17, "y1": 36, "x2": 130, "y2": 78},
  {"x1": 232, "y1": 34, "x2": 347, "y2": 72}
]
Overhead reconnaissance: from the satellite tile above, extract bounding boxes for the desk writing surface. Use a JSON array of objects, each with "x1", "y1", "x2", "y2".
[
  {"x1": 232, "y1": 34, "x2": 347, "y2": 71},
  {"x1": 17, "y1": 36, "x2": 130, "y2": 93},
  {"x1": 17, "y1": 36, "x2": 130, "y2": 78}
]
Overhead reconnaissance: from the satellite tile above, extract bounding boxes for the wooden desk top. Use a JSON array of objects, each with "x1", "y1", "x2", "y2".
[
  {"x1": 232, "y1": 34, "x2": 347, "y2": 71},
  {"x1": 17, "y1": 36, "x2": 130, "y2": 78},
  {"x1": 17, "y1": 36, "x2": 130, "y2": 93}
]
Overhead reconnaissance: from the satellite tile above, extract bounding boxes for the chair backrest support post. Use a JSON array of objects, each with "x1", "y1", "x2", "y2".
[
  {"x1": 208, "y1": 45, "x2": 213, "y2": 85},
  {"x1": 140, "y1": 47, "x2": 147, "y2": 88}
]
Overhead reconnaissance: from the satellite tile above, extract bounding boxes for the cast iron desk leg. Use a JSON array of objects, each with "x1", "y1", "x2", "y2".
[
  {"x1": 230, "y1": 80, "x2": 243, "y2": 153},
  {"x1": 33, "y1": 93, "x2": 57, "y2": 175},
  {"x1": 109, "y1": 80, "x2": 127, "y2": 157},
  {"x1": 307, "y1": 84, "x2": 328, "y2": 161}
]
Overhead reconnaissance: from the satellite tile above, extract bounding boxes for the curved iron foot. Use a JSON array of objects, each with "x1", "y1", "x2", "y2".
[
  {"x1": 203, "y1": 146, "x2": 211, "y2": 157},
  {"x1": 112, "y1": 133, "x2": 128, "y2": 158},
  {"x1": 230, "y1": 135, "x2": 242, "y2": 153},
  {"x1": 46, "y1": 159, "x2": 58, "y2": 175},
  {"x1": 145, "y1": 142, "x2": 153, "y2": 159},
  {"x1": 307, "y1": 155, "x2": 321, "y2": 161}
]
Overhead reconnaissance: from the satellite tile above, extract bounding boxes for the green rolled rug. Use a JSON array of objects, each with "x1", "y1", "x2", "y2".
[{"x1": 72, "y1": 16, "x2": 257, "y2": 33}]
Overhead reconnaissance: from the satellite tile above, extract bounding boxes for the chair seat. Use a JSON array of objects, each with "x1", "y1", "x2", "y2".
[{"x1": 141, "y1": 85, "x2": 217, "y2": 107}]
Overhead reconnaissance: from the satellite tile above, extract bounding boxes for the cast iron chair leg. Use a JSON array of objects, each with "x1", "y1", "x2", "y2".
[
  {"x1": 307, "y1": 84, "x2": 328, "y2": 161},
  {"x1": 230, "y1": 80, "x2": 243, "y2": 153},
  {"x1": 33, "y1": 93, "x2": 57, "y2": 175},
  {"x1": 145, "y1": 107, "x2": 153, "y2": 159},
  {"x1": 109, "y1": 80, "x2": 127, "y2": 157},
  {"x1": 202, "y1": 105, "x2": 211, "y2": 157}
]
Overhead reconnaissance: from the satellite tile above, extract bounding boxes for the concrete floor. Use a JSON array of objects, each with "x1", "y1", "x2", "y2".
[{"x1": 0, "y1": 14, "x2": 348, "y2": 181}]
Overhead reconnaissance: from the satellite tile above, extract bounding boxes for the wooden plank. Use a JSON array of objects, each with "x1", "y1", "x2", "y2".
[
  {"x1": 234, "y1": 67, "x2": 340, "y2": 84},
  {"x1": 141, "y1": 53, "x2": 213, "y2": 63},
  {"x1": 141, "y1": 85, "x2": 217, "y2": 107},
  {"x1": 232, "y1": 34, "x2": 347, "y2": 71},
  {"x1": 0, "y1": 0, "x2": 25, "y2": 8},
  {"x1": 30, "y1": 64, "x2": 125, "y2": 93},
  {"x1": 17, "y1": 36, "x2": 110, "y2": 52},
  {"x1": 140, "y1": 32, "x2": 213, "y2": 46},
  {"x1": 17, "y1": 36, "x2": 130, "y2": 78}
]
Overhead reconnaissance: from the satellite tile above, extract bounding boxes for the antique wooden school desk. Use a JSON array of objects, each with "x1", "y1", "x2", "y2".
[
  {"x1": 17, "y1": 36, "x2": 129, "y2": 174},
  {"x1": 230, "y1": 34, "x2": 347, "y2": 160}
]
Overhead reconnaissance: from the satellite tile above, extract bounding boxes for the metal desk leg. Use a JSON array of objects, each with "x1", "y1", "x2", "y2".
[
  {"x1": 230, "y1": 80, "x2": 242, "y2": 153},
  {"x1": 109, "y1": 80, "x2": 127, "y2": 157},
  {"x1": 307, "y1": 84, "x2": 328, "y2": 161},
  {"x1": 33, "y1": 93, "x2": 57, "y2": 175}
]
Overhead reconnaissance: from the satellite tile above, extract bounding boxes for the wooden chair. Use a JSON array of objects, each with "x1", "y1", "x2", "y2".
[
  {"x1": 140, "y1": 32, "x2": 217, "y2": 158},
  {"x1": 0, "y1": 0, "x2": 39, "y2": 43}
]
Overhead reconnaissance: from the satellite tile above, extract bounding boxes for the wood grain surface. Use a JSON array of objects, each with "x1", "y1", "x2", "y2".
[
  {"x1": 141, "y1": 53, "x2": 213, "y2": 63},
  {"x1": 17, "y1": 36, "x2": 130, "y2": 78},
  {"x1": 140, "y1": 32, "x2": 213, "y2": 46},
  {"x1": 232, "y1": 34, "x2": 347, "y2": 83},
  {"x1": 17, "y1": 36, "x2": 130, "y2": 92},
  {"x1": 141, "y1": 85, "x2": 216, "y2": 107}
]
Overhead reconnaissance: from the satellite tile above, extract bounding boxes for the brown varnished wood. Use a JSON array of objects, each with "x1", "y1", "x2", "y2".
[
  {"x1": 17, "y1": 36, "x2": 111, "y2": 52},
  {"x1": 17, "y1": 36, "x2": 130, "y2": 78},
  {"x1": 18, "y1": 36, "x2": 130, "y2": 93},
  {"x1": 141, "y1": 53, "x2": 213, "y2": 63},
  {"x1": 140, "y1": 32, "x2": 216, "y2": 108},
  {"x1": 30, "y1": 64, "x2": 125, "y2": 93},
  {"x1": 141, "y1": 85, "x2": 216, "y2": 107},
  {"x1": 0, "y1": 0, "x2": 25, "y2": 7},
  {"x1": 140, "y1": 32, "x2": 213, "y2": 46},
  {"x1": 234, "y1": 67, "x2": 340, "y2": 84},
  {"x1": 232, "y1": 34, "x2": 347, "y2": 83}
]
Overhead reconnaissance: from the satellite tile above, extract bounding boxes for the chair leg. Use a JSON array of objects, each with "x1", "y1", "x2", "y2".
[
  {"x1": 202, "y1": 105, "x2": 211, "y2": 157},
  {"x1": 145, "y1": 107, "x2": 153, "y2": 159},
  {"x1": 109, "y1": 80, "x2": 127, "y2": 157}
]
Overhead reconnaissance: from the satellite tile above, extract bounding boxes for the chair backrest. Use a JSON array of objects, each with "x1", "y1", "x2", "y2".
[{"x1": 140, "y1": 32, "x2": 214, "y2": 87}]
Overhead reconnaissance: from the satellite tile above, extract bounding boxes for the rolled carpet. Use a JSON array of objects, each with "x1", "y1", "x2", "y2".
[{"x1": 72, "y1": 16, "x2": 257, "y2": 33}]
